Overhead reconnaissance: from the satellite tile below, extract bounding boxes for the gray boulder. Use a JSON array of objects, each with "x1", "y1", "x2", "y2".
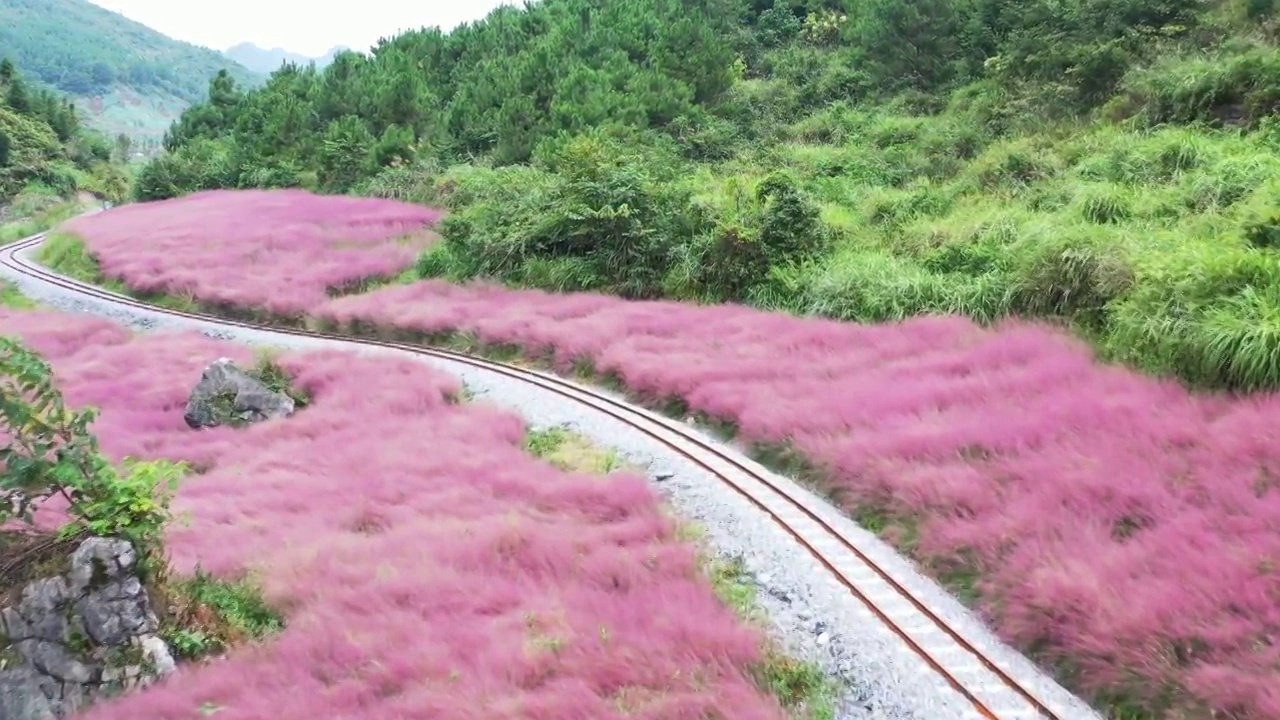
[
  {"x1": 0, "y1": 666, "x2": 56, "y2": 720},
  {"x1": 183, "y1": 357, "x2": 295, "y2": 429},
  {"x1": 0, "y1": 538, "x2": 175, "y2": 718}
]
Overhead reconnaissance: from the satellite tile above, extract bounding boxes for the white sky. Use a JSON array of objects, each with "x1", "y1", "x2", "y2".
[{"x1": 87, "y1": 0, "x2": 516, "y2": 57}]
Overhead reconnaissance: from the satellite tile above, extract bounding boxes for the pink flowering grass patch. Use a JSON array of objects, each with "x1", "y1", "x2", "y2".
[
  {"x1": 318, "y1": 279, "x2": 1280, "y2": 718},
  {"x1": 60, "y1": 189, "x2": 444, "y2": 316},
  {"x1": 0, "y1": 308, "x2": 785, "y2": 720}
]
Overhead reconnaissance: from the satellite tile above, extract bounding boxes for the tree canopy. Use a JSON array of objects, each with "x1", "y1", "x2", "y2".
[{"x1": 144, "y1": 0, "x2": 1217, "y2": 198}]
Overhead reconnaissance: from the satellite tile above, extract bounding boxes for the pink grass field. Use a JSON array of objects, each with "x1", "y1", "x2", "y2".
[
  {"x1": 319, "y1": 283, "x2": 1280, "y2": 717},
  {"x1": 60, "y1": 192, "x2": 1280, "y2": 717},
  {"x1": 0, "y1": 307, "x2": 787, "y2": 720},
  {"x1": 60, "y1": 189, "x2": 443, "y2": 315}
]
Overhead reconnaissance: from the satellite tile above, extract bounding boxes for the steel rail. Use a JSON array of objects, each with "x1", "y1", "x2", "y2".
[{"x1": 2, "y1": 231, "x2": 1077, "y2": 720}]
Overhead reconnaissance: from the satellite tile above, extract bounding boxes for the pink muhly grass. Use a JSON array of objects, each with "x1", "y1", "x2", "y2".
[
  {"x1": 61, "y1": 189, "x2": 444, "y2": 315},
  {"x1": 319, "y1": 280, "x2": 1280, "y2": 717},
  {"x1": 0, "y1": 307, "x2": 785, "y2": 720},
  {"x1": 63, "y1": 191, "x2": 1280, "y2": 715}
]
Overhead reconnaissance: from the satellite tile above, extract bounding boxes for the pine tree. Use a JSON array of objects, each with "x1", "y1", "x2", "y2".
[{"x1": 5, "y1": 77, "x2": 30, "y2": 114}]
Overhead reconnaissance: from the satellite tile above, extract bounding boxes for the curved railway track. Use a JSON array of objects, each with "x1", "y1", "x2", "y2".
[{"x1": 2, "y1": 231, "x2": 1097, "y2": 720}]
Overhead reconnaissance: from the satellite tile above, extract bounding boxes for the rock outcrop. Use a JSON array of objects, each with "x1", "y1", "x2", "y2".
[
  {"x1": 0, "y1": 538, "x2": 175, "y2": 719},
  {"x1": 183, "y1": 357, "x2": 295, "y2": 429}
]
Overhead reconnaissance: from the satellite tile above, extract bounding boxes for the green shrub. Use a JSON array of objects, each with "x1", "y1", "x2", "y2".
[
  {"x1": 862, "y1": 182, "x2": 955, "y2": 227},
  {"x1": 425, "y1": 132, "x2": 698, "y2": 299},
  {"x1": 665, "y1": 112, "x2": 741, "y2": 161},
  {"x1": 679, "y1": 172, "x2": 829, "y2": 302},
  {"x1": 413, "y1": 242, "x2": 471, "y2": 281},
  {"x1": 133, "y1": 137, "x2": 239, "y2": 201},
  {"x1": 1116, "y1": 47, "x2": 1280, "y2": 128},
  {"x1": 1235, "y1": 180, "x2": 1280, "y2": 248},
  {"x1": 1073, "y1": 183, "x2": 1134, "y2": 224},
  {"x1": 921, "y1": 238, "x2": 1011, "y2": 276},
  {"x1": 963, "y1": 139, "x2": 1063, "y2": 194},
  {"x1": 1106, "y1": 250, "x2": 1280, "y2": 388},
  {"x1": 1179, "y1": 154, "x2": 1273, "y2": 212},
  {"x1": 798, "y1": 247, "x2": 1012, "y2": 324},
  {"x1": 1009, "y1": 229, "x2": 1136, "y2": 322}
]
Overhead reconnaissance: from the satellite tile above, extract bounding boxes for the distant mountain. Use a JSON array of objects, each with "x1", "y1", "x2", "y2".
[
  {"x1": 224, "y1": 43, "x2": 348, "y2": 74},
  {"x1": 0, "y1": 0, "x2": 264, "y2": 140}
]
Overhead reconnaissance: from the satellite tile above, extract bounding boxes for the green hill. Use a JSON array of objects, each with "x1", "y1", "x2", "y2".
[
  {"x1": 143, "y1": 0, "x2": 1280, "y2": 394},
  {"x1": 0, "y1": 0, "x2": 263, "y2": 140}
]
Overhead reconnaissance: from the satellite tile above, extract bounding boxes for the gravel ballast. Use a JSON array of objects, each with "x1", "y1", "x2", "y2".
[{"x1": 1, "y1": 241, "x2": 1102, "y2": 720}]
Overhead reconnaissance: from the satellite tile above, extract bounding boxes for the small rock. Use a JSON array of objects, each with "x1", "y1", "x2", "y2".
[
  {"x1": 137, "y1": 635, "x2": 176, "y2": 676},
  {"x1": 817, "y1": 632, "x2": 830, "y2": 645},
  {"x1": 184, "y1": 357, "x2": 294, "y2": 429},
  {"x1": 766, "y1": 586, "x2": 791, "y2": 604}
]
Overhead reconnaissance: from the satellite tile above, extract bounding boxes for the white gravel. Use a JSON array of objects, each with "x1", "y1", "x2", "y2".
[{"x1": 1, "y1": 240, "x2": 1103, "y2": 720}]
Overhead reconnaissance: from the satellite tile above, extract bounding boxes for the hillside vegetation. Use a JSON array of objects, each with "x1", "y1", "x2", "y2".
[
  {"x1": 0, "y1": 0, "x2": 261, "y2": 138},
  {"x1": 0, "y1": 58, "x2": 129, "y2": 209},
  {"x1": 145, "y1": 0, "x2": 1280, "y2": 391}
]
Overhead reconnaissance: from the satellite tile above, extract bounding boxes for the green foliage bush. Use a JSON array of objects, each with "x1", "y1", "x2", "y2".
[
  {"x1": 681, "y1": 172, "x2": 829, "y2": 301},
  {"x1": 421, "y1": 132, "x2": 696, "y2": 298},
  {"x1": 134, "y1": 137, "x2": 238, "y2": 201}
]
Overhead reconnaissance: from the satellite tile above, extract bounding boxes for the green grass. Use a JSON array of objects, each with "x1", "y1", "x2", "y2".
[
  {"x1": 246, "y1": 349, "x2": 312, "y2": 408},
  {"x1": 0, "y1": 281, "x2": 32, "y2": 308},
  {"x1": 37, "y1": 231, "x2": 202, "y2": 313},
  {"x1": 0, "y1": 189, "x2": 85, "y2": 246},
  {"x1": 522, "y1": 425, "x2": 626, "y2": 474},
  {"x1": 37, "y1": 229, "x2": 110, "y2": 282},
  {"x1": 160, "y1": 568, "x2": 284, "y2": 661},
  {"x1": 702, "y1": 550, "x2": 838, "y2": 720}
]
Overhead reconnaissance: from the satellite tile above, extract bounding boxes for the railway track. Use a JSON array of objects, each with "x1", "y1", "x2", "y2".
[{"x1": 2, "y1": 231, "x2": 1097, "y2": 720}]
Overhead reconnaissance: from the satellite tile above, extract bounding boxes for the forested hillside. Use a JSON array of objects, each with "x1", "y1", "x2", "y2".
[
  {"x1": 145, "y1": 0, "x2": 1280, "y2": 391},
  {"x1": 0, "y1": 0, "x2": 261, "y2": 139},
  {"x1": 0, "y1": 58, "x2": 128, "y2": 207}
]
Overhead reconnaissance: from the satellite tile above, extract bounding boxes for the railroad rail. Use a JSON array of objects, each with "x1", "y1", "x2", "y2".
[{"x1": 2, "y1": 231, "x2": 1097, "y2": 720}]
